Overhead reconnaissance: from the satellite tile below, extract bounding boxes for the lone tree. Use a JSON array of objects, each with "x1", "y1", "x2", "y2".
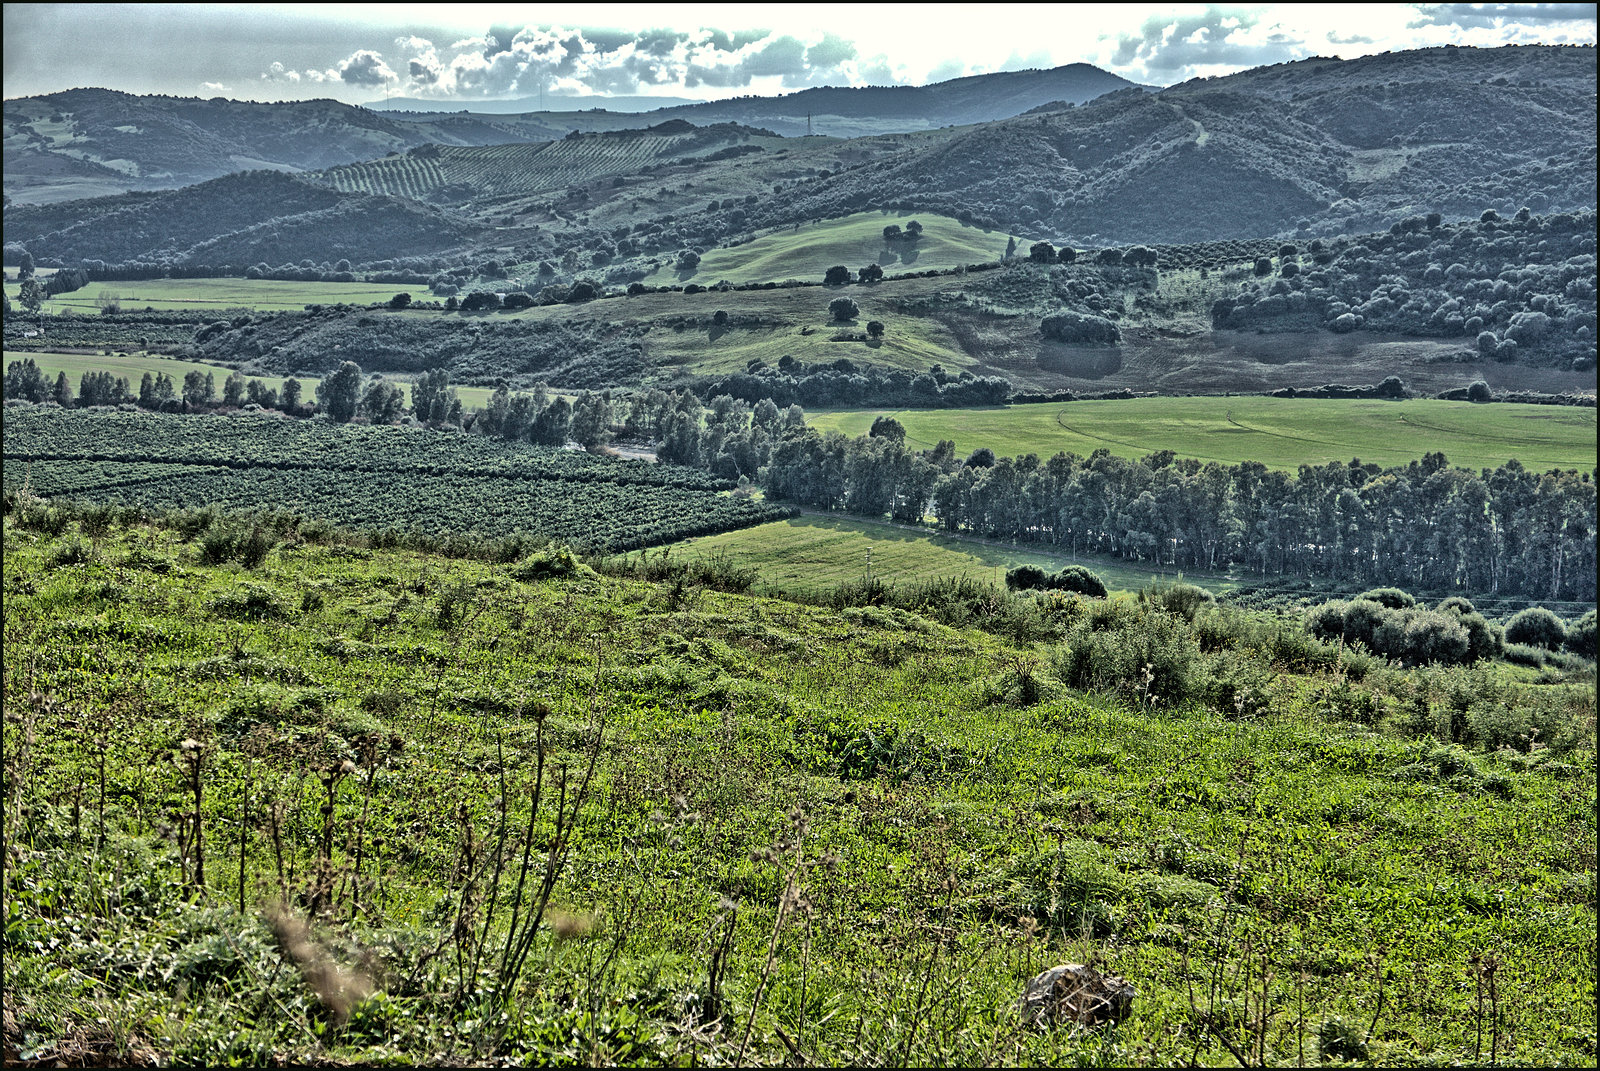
[
  {"x1": 866, "y1": 320, "x2": 885, "y2": 339},
  {"x1": 829, "y1": 296, "x2": 860, "y2": 321},
  {"x1": 824, "y1": 265, "x2": 852, "y2": 286},
  {"x1": 1029, "y1": 241, "x2": 1057, "y2": 264},
  {"x1": 904, "y1": 220, "x2": 923, "y2": 241},
  {"x1": 868, "y1": 415, "x2": 905, "y2": 442},
  {"x1": 388, "y1": 292, "x2": 412, "y2": 309},
  {"x1": 713, "y1": 309, "x2": 729, "y2": 326},
  {"x1": 316, "y1": 361, "x2": 363, "y2": 423}
]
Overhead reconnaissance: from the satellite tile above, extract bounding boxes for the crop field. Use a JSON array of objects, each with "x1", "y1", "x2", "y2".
[
  {"x1": 4, "y1": 277, "x2": 416, "y2": 314},
  {"x1": 2, "y1": 408, "x2": 791, "y2": 551},
  {"x1": 4, "y1": 351, "x2": 502, "y2": 410},
  {"x1": 651, "y1": 513, "x2": 1238, "y2": 598},
  {"x1": 316, "y1": 128, "x2": 790, "y2": 202},
  {"x1": 644, "y1": 211, "x2": 1033, "y2": 286},
  {"x1": 808, "y1": 397, "x2": 1599, "y2": 472},
  {"x1": 2, "y1": 511, "x2": 1592, "y2": 1066}
]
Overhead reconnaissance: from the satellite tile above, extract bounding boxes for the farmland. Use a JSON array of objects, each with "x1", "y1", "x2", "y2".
[
  {"x1": 4, "y1": 351, "x2": 503, "y2": 411},
  {"x1": 1, "y1": 408, "x2": 792, "y2": 551},
  {"x1": 4, "y1": 277, "x2": 418, "y2": 314},
  {"x1": 653, "y1": 513, "x2": 1238, "y2": 598},
  {"x1": 644, "y1": 211, "x2": 1034, "y2": 286},
  {"x1": 808, "y1": 397, "x2": 1600, "y2": 473}
]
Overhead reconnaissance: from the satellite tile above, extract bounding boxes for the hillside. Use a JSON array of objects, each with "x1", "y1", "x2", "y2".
[
  {"x1": 1, "y1": 502, "x2": 1594, "y2": 1066},
  {"x1": 1, "y1": 88, "x2": 577, "y2": 204},
  {"x1": 2, "y1": 170, "x2": 480, "y2": 267}
]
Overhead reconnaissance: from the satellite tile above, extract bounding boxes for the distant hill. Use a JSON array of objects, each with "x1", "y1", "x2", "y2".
[
  {"x1": 2, "y1": 170, "x2": 479, "y2": 267},
  {"x1": 1, "y1": 89, "x2": 574, "y2": 204},
  {"x1": 729, "y1": 45, "x2": 1596, "y2": 244},
  {"x1": 368, "y1": 93, "x2": 707, "y2": 114}
]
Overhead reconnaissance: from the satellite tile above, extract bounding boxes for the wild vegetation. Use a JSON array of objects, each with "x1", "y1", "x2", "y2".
[{"x1": 3, "y1": 499, "x2": 1593, "y2": 1066}]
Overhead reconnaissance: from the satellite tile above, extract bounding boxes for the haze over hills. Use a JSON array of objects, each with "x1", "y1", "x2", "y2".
[{"x1": 368, "y1": 93, "x2": 708, "y2": 114}]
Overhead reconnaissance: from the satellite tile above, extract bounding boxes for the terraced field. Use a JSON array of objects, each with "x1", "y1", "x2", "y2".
[
  {"x1": 809, "y1": 397, "x2": 1599, "y2": 472},
  {"x1": 4, "y1": 277, "x2": 414, "y2": 314}
]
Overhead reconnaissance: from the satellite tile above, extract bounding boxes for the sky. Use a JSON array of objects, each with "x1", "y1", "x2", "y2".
[{"x1": 4, "y1": 3, "x2": 1596, "y2": 105}]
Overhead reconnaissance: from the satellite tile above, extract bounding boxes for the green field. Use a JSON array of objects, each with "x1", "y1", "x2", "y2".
[
  {"x1": 809, "y1": 397, "x2": 1598, "y2": 472},
  {"x1": 644, "y1": 211, "x2": 1032, "y2": 286},
  {"x1": 651, "y1": 513, "x2": 1237, "y2": 597},
  {"x1": 4, "y1": 350, "x2": 500, "y2": 410},
  {"x1": 5, "y1": 277, "x2": 416, "y2": 314}
]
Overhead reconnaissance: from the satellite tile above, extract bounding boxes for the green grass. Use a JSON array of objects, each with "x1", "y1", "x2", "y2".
[
  {"x1": 642, "y1": 310, "x2": 974, "y2": 376},
  {"x1": 644, "y1": 211, "x2": 1031, "y2": 286},
  {"x1": 2, "y1": 512, "x2": 1592, "y2": 1066},
  {"x1": 649, "y1": 513, "x2": 1237, "y2": 597},
  {"x1": 4, "y1": 350, "x2": 501, "y2": 410},
  {"x1": 808, "y1": 397, "x2": 1599, "y2": 472},
  {"x1": 5, "y1": 277, "x2": 418, "y2": 314}
]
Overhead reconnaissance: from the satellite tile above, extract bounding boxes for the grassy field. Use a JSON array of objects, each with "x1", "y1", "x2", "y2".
[
  {"x1": 641, "y1": 309, "x2": 975, "y2": 376},
  {"x1": 4, "y1": 350, "x2": 500, "y2": 410},
  {"x1": 5, "y1": 277, "x2": 416, "y2": 315},
  {"x1": 808, "y1": 397, "x2": 1599, "y2": 472},
  {"x1": 649, "y1": 513, "x2": 1238, "y2": 598},
  {"x1": 643, "y1": 211, "x2": 1031, "y2": 286},
  {"x1": 2, "y1": 511, "x2": 1592, "y2": 1066}
]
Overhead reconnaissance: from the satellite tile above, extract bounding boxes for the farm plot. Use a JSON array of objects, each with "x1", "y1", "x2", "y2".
[{"x1": 3, "y1": 408, "x2": 792, "y2": 551}]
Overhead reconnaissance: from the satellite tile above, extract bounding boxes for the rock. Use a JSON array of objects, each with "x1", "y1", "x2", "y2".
[{"x1": 1017, "y1": 963, "x2": 1135, "y2": 1028}]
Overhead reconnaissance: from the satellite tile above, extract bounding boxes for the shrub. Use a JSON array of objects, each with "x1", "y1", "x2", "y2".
[
  {"x1": 45, "y1": 537, "x2": 94, "y2": 568},
  {"x1": 1437, "y1": 596, "x2": 1475, "y2": 615},
  {"x1": 511, "y1": 545, "x2": 597, "y2": 582},
  {"x1": 1356, "y1": 587, "x2": 1416, "y2": 609},
  {"x1": 1054, "y1": 604, "x2": 1198, "y2": 709},
  {"x1": 1466, "y1": 380, "x2": 1493, "y2": 402},
  {"x1": 1048, "y1": 565, "x2": 1107, "y2": 598},
  {"x1": 1504, "y1": 607, "x2": 1567, "y2": 650},
  {"x1": 207, "y1": 583, "x2": 289, "y2": 621},
  {"x1": 1140, "y1": 581, "x2": 1213, "y2": 622},
  {"x1": 1005, "y1": 565, "x2": 1048, "y2": 591},
  {"x1": 1566, "y1": 610, "x2": 1596, "y2": 658},
  {"x1": 1040, "y1": 311, "x2": 1120, "y2": 344}
]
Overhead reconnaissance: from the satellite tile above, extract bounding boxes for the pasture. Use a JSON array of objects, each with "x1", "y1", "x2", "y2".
[
  {"x1": 643, "y1": 211, "x2": 1032, "y2": 286},
  {"x1": 808, "y1": 397, "x2": 1598, "y2": 472},
  {"x1": 4, "y1": 277, "x2": 415, "y2": 314},
  {"x1": 647, "y1": 512, "x2": 1237, "y2": 598}
]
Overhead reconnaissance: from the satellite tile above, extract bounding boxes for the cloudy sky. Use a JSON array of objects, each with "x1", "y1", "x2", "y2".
[{"x1": 5, "y1": 3, "x2": 1596, "y2": 105}]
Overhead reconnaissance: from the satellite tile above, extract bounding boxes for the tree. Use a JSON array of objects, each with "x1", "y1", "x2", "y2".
[
  {"x1": 713, "y1": 309, "x2": 729, "y2": 326},
  {"x1": 4, "y1": 358, "x2": 49, "y2": 402},
  {"x1": 824, "y1": 265, "x2": 852, "y2": 286},
  {"x1": 1466, "y1": 380, "x2": 1493, "y2": 403},
  {"x1": 569, "y1": 391, "x2": 611, "y2": 447},
  {"x1": 866, "y1": 320, "x2": 885, "y2": 339},
  {"x1": 1096, "y1": 248, "x2": 1123, "y2": 267},
  {"x1": 677, "y1": 250, "x2": 701, "y2": 272},
  {"x1": 18, "y1": 278, "x2": 45, "y2": 313},
  {"x1": 1057, "y1": 247, "x2": 1077, "y2": 265},
  {"x1": 280, "y1": 377, "x2": 303, "y2": 413},
  {"x1": 869, "y1": 415, "x2": 905, "y2": 443},
  {"x1": 882, "y1": 224, "x2": 903, "y2": 243},
  {"x1": 223, "y1": 371, "x2": 247, "y2": 406},
  {"x1": 50, "y1": 371, "x2": 73, "y2": 407},
  {"x1": 1028, "y1": 241, "x2": 1056, "y2": 264},
  {"x1": 859, "y1": 263, "x2": 884, "y2": 284},
  {"x1": 829, "y1": 297, "x2": 859, "y2": 322},
  {"x1": 181, "y1": 371, "x2": 214, "y2": 409},
  {"x1": 316, "y1": 362, "x2": 362, "y2": 423},
  {"x1": 1504, "y1": 607, "x2": 1566, "y2": 650},
  {"x1": 388, "y1": 292, "x2": 413, "y2": 310},
  {"x1": 904, "y1": 220, "x2": 923, "y2": 241},
  {"x1": 1003, "y1": 236, "x2": 1018, "y2": 261},
  {"x1": 1253, "y1": 257, "x2": 1273, "y2": 276},
  {"x1": 360, "y1": 375, "x2": 405, "y2": 424},
  {"x1": 965, "y1": 447, "x2": 996, "y2": 468}
]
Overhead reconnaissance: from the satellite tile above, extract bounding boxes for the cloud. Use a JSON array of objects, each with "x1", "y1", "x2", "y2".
[
  {"x1": 1108, "y1": 7, "x2": 1306, "y2": 78},
  {"x1": 806, "y1": 32, "x2": 857, "y2": 68},
  {"x1": 1409, "y1": 3, "x2": 1598, "y2": 29},
  {"x1": 925, "y1": 58, "x2": 968, "y2": 83},
  {"x1": 200, "y1": 82, "x2": 231, "y2": 94},
  {"x1": 338, "y1": 50, "x2": 396, "y2": 87},
  {"x1": 262, "y1": 60, "x2": 300, "y2": 83}
]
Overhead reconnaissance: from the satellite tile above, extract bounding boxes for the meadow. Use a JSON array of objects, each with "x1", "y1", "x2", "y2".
[
  {"x1": 808, "y1": 397, "x2": 1599, "y2": 473},
  {"x1": 4, "y1": 277, "x2": 416, "y2": 314},
  {"x1": 4, "y1": 350, "x2": 502, "y2": 411},
  {"x1": 650, "y1": 513, "x2": 1239, "y2": 598},
  {"x1": 2, "y1": 506, "x2": 1593, "y2": 1066},
  {"x1": 643, "y1": 211, "x2": 1032, "y2": 286}
]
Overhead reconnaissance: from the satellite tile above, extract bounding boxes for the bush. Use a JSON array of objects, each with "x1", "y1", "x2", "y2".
[
  {"x1": 1140, "y1": 581, "x2": 1213, "y2": 622},
  {"x1": 1054, "y1": 603, "x2": 1198, "y2": 709},
  {"x1": 1566, "y1": 610, "x2": 1596, "y2": 658},
  {"x1": 1005, "y1": 565, "x2": 1047, "y2": 591},
  {"x1": 1050, "y1": 566, "x2": 1108, "y2": 598},
  {"x1": 1040, "y1": 311, "x2": 1120, "y2": 344},
  {"x1": 207, "y1": 583, "x2": 289, "y2": 621},
  {"x1": 1356, "y1": 587, "x2": 1415, "y2": 609},
  {"x1": 1504, "y1": 607, "x2": 1567, "y2": 650},
  {"x1": 511, "y1": 545, "x2": 598, "y2": 582}
]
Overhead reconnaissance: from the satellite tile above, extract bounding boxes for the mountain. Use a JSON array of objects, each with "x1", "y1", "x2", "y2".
[{"x1": 367, "y1": 93, "x2": 707, "y2": 114}]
